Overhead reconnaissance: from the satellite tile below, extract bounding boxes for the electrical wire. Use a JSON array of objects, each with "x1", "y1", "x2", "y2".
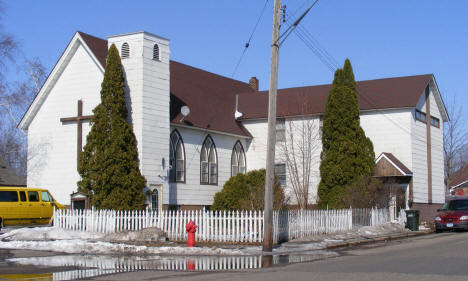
[
  {"x1": 231, "y1": 0, "x2": 270, "y2": 78},
  {"x1": 283, "y1": 10, "x2": 429, "y2": 144},
  {"x1": 284, "y1": 14, "x2": 338, "y2": 72},
  {"x1": 277, "y1": 0, "x2": 319, "y2": 47}
]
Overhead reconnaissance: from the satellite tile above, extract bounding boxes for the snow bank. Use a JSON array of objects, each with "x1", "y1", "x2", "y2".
[
  {"x1": 0, "y1": 227, "x2": 245, "y2": 256},
  {"x1": 1, "y1": 227, "x2": 105, "y2": 241},
  {"x1": 0, "y1": 239, "x2": 244, "y2": 255},
  {"x1": 103, "y1": 227, "x2": 167, "y2": 243},
  {"x1": 357, "y1": 222, "x2": 408, "y2": 237}
]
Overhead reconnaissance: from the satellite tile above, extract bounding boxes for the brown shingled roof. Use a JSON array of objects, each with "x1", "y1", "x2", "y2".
[
  {"x1": 237, "y1": 74, "x2": 433, "y2": 119},
  {"x1": 78, "y1": 31, "x2": 108, "y2": 68},
  {"x1": 79, "y1": 31, "x2": 254, "y2": 137},
  {"x1": 381, "y1": 152, "x2": 412, "y2": 175},
  {"x1": 169, "y1": 61, "x2": 254, "y2": 136},
  {"x1": 450, "y1": 164, "x2": 468, "y2": 188}
]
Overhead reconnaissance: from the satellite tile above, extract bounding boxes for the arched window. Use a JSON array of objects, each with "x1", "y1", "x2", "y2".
[
  {"x1": 121, "y1": 42, "x2": 130, "y2": 59},
  {"x1": 231, "y1": 141, "x2": 246, "y2": 176},
  {"x1": 200, "y1": 135, "x2": 217, "y2": 184},
  {"x1": 153, "y1": 44, "x2": 160, "y2": 60},
  {"x1": 169, "y1": 130, "x2": 185, "y2": 182},
  {"x1": 151, "y1": 191, "x2": 159, "y2": 210}
]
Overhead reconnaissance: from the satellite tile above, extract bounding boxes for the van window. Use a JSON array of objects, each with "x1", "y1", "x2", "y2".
[
  {"x1": 19, "y1": 191, "x2": 26, "y2": 202},
  {"x1": 28, "y1": 191, "x2": 39, "y2": 202},
  {"x1": 41, "y1": 191, "x2": 53, "y2": 202},
  {"x1": 0, "y1": 191, "x2": 19, "y2": 202}
]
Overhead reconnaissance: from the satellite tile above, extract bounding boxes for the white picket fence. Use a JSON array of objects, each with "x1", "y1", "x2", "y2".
[
  {"x1": 274, "y1": 209, "x2": 353, "y2": 242},
  {"x1": 54, "y1": 207, "x2": 391, "y2": 244}
]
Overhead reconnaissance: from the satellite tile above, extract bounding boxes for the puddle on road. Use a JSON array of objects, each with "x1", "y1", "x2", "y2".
[{"x1": 4, "y1": 250, "x2": 338, "y2": 280}]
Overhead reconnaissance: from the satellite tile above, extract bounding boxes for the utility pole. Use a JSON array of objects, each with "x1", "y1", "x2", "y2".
[{"x1": 263, "y1": 0, "x2": 281, "y2": 252}]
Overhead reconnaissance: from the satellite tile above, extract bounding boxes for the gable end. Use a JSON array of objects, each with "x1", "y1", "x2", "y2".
[{"x1": 18, "y1": 32, "x2": 105, "y2": 130}]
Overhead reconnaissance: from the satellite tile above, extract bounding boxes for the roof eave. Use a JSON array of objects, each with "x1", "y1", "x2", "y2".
[
  {"x1": 171, "y1": 122, "x2": 252, "y2": 139},
  {"x1": 375, "y1": 152, "x2": 412, "y2": 176},
  {"x1": 452, "y1": 179, "x2": 468, "y2": 189},
  {"x1": 429, "y1": 75, "x2": 449, "y2": 122},
  {"x1": 239, "y1": 107, "x2": 414, "y2": 121}
]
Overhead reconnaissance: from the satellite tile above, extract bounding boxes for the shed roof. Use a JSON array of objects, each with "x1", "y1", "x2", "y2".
[
  {"x1": 0, "y1": 157, "x2": 26, "y2": 186},
  {"x1": 450, "y1": 164, "x2": 468, "y2": 189}
]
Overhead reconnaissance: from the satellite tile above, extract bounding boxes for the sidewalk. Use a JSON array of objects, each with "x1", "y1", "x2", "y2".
[{"x1": 279, "y1": 222, "x2": 432, "y2": 253}]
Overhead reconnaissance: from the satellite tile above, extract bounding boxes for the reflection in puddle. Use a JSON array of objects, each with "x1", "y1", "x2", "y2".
[{"x1": 7, "y1": 251, "x2": 337, "y2": 280}]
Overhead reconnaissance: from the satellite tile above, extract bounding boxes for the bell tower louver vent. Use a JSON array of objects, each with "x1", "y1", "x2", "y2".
[
  {"x1": 121, "y1": 42, "x2": 130, "y2": 59},
  {"x1": 153, "y1": 44, "x2": 160, "y2": 60}
]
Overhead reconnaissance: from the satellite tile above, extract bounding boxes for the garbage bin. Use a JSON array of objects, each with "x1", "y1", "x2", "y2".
[{"x1": 406, "y1": 210, "x2": 420, "y2": 231}]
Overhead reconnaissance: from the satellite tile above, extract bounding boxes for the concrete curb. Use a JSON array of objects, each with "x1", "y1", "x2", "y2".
[{"x1": 324, "y1": 230, "x2": 433, "y2": 250}]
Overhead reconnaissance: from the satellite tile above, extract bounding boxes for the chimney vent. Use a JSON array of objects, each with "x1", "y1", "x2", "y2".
[{"x1": 249, "y1": 77, "x2": 259, "y2": 91}]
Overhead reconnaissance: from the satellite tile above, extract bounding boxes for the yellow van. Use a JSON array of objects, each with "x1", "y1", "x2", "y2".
[{"x1": 0, "y1": 187, "x2": 65, "y2": 229}]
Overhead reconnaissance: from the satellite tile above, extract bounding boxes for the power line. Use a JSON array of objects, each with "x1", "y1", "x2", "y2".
[
  {"x1": 283, "y1": 10, "x2": 428, "y2": 144},
  {"x1": 284, "y1": 14, "x2": 338, "y2": 72},
  {"x1": 276, "y1": 0, "x2": 319, "y2": 47},
  {"x1": 231, "y1": 0, "x2": 270, "y2": 78},
  {"x1": 294, "y1": 22, "x2": 340, "y2": 68}
]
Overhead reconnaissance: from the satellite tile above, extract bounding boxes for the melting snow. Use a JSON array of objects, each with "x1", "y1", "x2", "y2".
[{"x1": 0, "y1": 222, "x2": 408, "y2": 256}]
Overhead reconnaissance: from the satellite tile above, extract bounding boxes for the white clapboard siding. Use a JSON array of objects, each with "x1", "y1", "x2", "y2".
[{"x1": 54, "y1": 207, "x2": 391, "y2": 244}]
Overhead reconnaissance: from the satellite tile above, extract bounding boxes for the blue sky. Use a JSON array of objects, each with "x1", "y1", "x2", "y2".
[{"x1": 3, "y1": 1, "x2": 467, "y2": 120}]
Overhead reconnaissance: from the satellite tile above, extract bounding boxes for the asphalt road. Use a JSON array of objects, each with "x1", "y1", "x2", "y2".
[{"x1": 89, "y1": 232, "x2": 468, "y2": 281}]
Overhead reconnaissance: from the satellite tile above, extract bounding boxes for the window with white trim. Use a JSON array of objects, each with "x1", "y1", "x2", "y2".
[
  {"x1": 201, "y1": 136, "x2": 217, "y2": 184},
  {"x1": 231, "y1": 141, "x2": 246, "y2": 176},
  {"x1": 169, "y1": 130, "x2": 185, "y2": 182},
  {"x1": 151, "y1": 191, "x2": 159, "y2": 210},
  {"x1": 276, "y1": 118, "x2": 286, "y2": 142},
  {"x1": 275, "y1": 163, "x2": 287, "y2": 187}
]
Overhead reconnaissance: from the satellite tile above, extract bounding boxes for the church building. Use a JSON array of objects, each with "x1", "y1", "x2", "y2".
[{"x1": 19, "y1": 31, "x2": 448, "y2": 220}]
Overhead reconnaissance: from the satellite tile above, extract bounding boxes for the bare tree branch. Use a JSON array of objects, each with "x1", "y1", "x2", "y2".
[
  {"x1": 279, "y1": 110, "x2": 321, "y2": 209},
  {"x1": 444, "y1": 95, "x2": 468, "y2": 191}
]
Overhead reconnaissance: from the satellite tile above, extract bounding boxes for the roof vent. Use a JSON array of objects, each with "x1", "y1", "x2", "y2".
[
  {"x1": 121, "y1": 42, "x2": 130, "y2": 59},
  {"x1": 234, "y1": 94, "x2": 243, "y2": 119}
]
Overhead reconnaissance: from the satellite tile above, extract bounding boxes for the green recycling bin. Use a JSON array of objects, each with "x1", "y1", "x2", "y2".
[{"x1": 406, "y1": 210, "x2": 420, "y2": 231}]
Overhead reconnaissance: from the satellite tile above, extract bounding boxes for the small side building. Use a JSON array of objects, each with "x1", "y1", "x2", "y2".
[
  {"x1": 0, "y1": 157, "x2": 26, "y2": 187},
  {"x1": 449, "y1": 164, "x2": 468, "y2": 195}
]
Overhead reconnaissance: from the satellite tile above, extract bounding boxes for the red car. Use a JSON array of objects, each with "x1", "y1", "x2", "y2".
[{"x1": 435, "y1": 197, "x2": 468, "y2": 232}]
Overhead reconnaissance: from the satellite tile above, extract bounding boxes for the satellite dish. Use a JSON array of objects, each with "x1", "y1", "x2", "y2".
[{"x1": 181, "y1": 106, "x2": 190, "y2": 117}]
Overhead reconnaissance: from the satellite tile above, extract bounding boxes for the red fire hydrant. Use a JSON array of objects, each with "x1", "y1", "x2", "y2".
[{"x1": 186, "y1": 220, "x2": 197, "y2": 247}]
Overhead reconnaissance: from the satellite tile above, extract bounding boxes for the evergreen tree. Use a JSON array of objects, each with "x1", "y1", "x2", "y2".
[
  {"x1": 317, "y1": 59, "x2": 375, "y2": 209},
  {"x1": 78, "y1": 44, "x2": 146, "y2": 210}
]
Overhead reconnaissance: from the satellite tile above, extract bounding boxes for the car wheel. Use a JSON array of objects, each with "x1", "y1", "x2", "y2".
[{"x1": 435, "y1": 228, "x2": 442, "y2": 233}]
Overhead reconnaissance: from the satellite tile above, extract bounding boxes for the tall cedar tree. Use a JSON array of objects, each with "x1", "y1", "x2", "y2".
[
  {"x1": 77, "y1": 44, "x2": 146, "y2": 210},
  {"x1": 317, "y1": 59, "x2": 375, "y2": 209}
]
